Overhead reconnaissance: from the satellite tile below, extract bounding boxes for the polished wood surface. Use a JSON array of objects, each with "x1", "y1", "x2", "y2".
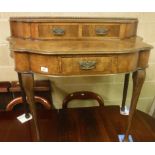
[
  {"x1": 10, "y1": 36, "x2": 152, "y2": 76},
  {"x1": 12, "y1": 50, "x2": 150, "y2": 76},
  {"x1": 13, "y1": 51, "x2": 148, "y2": 76},
  {"x1": 10, "y1": 17, "x2": 138, "y2": 39},
  {"x1": 0, "y1": 106, "x2": 155, "y2": 142},
  {"x1": 6, "y1": 96, "x2": 51, "y2": 111},
  {"x1": 9, "y1": 37, "x2": 152, "y2": 54},
  {"x1": 8, "y1": 17, "x2": 153, "y2": 142},
  {"x1": 10, "y1": 17, "x2": 138, "y2": 22}
]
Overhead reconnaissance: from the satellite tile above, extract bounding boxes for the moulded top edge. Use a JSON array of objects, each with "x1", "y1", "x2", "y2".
[
  {"x1": 9, "y1": 16, "x2": 138, "y2": 23},
  {"x1": 8, "y1": 36, "x2": 153, "y2": 55}
]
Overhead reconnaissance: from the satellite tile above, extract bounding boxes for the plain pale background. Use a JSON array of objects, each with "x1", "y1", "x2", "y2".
[{"x1": 0, "y1": 12, "x2": 155, "y2": 113}]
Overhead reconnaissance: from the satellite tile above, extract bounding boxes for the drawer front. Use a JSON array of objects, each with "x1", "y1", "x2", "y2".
[
  {"x1": 36, "y1": 24, "x2": 79, "y2": 39},
  {"x1": 29, "y1": 54, "x2": 59, "y2": 74},
  {"x1": 14, "y1": 52, "x2": 30, "y2": 72},
  {"x1": 61, "y1": 56, "x2": 117, "y2": 75},
  {"x1": 82, "y1": 24, "x2": 120, "y2": 38}
]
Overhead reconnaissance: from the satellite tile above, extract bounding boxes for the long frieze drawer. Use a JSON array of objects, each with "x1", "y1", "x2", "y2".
[
  {"x1": 82, "y1": 24, "x2": 120, "y2": 38},
  {"x1": 14, "y1": 52, "x2": 140, "y2": 75},
  {"x1": 32, "y1": 23, "x2": 79, "y2": 39},
  {"x1": 60, "y1": 56, "x2": 118, "y2": 75}
]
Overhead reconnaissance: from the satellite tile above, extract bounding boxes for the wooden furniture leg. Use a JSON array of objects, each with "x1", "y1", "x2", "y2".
[
  {"x1": 21, "y1": 73, "x2": 40, "y2": 141},
  {"x1": 18, "y1": 73, "x2": 30, "y2": 118},
  {"x1": 121, "y1": 73, "x2": 130, "y2": 112},
  {"x1": 124, "y1": 69, "x2": 146, "y2": 141}
]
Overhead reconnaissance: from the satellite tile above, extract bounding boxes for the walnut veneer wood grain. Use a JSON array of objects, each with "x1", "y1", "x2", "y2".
[
  {"x1": 10, "y1": 17, "x2": 138, "y2": 40},
  {"x1": 13, "y1": 51, "x2": 149, "y2": 76},
  {"x1": 36, "y1": 23, "x2": 79, "y2": 39},
  {"x1": 9, "y1": 37, "x2": 152, "y2": 55},
  {"x1": 8, "y1": 17, "x2": 153, "y2": 142}
]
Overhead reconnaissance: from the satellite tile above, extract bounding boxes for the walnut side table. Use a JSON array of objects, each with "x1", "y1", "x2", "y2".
[{"x1": 8, "y1": 17, "x2": 153, "y2": 141}]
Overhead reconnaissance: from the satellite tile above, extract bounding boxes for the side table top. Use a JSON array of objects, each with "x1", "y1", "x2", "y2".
[{"x1": 9, "y1": 37, "x2": 152, "y2": 55}]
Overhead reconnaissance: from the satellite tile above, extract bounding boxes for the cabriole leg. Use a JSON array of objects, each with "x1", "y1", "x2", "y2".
[
  {"x1": 124, "y1": 69, "x2": 146, "y2": 142},
  {"x1": 18, "y1": 72, "x2": 30, "y2": 118},
  {"x1": 21, "y1": 73, "x2": 40, "y2": 142}
]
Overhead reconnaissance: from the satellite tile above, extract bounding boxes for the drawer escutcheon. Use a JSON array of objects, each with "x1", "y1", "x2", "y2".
[
  {"x1": 79, "y1": 60, "x2": 97, "y2": 70},
  {"x1": 52, "y1": 28, "x2": 65, "y2": 36},
  {"x1": 95, "y1": 28, "x2": 109, "y2": 36}
]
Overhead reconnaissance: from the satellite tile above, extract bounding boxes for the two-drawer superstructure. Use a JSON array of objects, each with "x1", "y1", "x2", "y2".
[{"x1": 10, "y1": 17, "x2": 137, "y2": 39}]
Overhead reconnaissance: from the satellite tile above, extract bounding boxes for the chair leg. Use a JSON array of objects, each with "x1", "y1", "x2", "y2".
[
  {"x1": 62, "y1": 91, "x2": 104, "y2": 109},
  {"x1": 6, "y1": 96, "x2": 51, "y2": 111}
]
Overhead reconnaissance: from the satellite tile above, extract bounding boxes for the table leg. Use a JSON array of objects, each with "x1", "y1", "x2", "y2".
[
  {"x1": 121, "y1": 73, "x2": 130, "y2": 112},
  {"x1": 18, "y1": 72, "x2": 30, "y2": 118},
  {"x1": 21, "y1": 73, "x2": 40, "y2": 141},
  {"x1": 124, "y1": 69, "x2": 146, "y2": 141}
]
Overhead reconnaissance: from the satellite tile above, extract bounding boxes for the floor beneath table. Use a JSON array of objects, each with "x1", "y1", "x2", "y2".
[{"x1": 0, "y1": 106, "x2": 155, "y2": 142}]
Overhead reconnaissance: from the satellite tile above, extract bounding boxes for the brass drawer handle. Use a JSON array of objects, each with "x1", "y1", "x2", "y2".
[
  {"x1": 95, "y1": 28, "x2": 109, "y2": 36},
  {"x1": 79, "y1": 60, "x2": 96, "y2": 70},
  {"x1": 52, "y1": 28, "x2": 65, "y2": 36}
]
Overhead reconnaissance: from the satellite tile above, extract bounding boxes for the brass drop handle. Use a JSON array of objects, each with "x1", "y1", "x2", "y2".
[
  {"x1": 95, "y1": 28, "x2": 109, "y2": 36},
  {"x1": 52, "y1": 28, "x2": 65, "y2": 36},
  {"x1": 79, "y1": 60, "x2": 96, "y2": 70}
]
